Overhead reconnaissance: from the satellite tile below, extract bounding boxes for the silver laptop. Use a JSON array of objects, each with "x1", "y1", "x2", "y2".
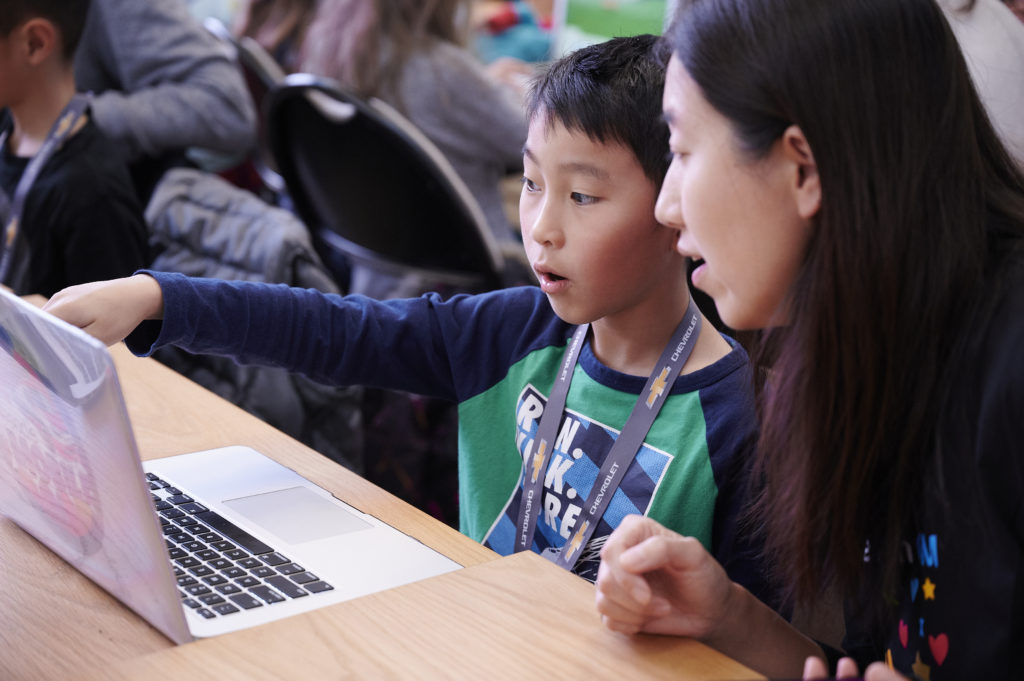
[{"x1": 0, "y1": 287, "x2": 461, "y2": 643}]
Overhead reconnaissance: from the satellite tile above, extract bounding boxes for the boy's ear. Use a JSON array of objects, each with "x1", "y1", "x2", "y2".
[
  {"x1": 780, "y1": 124, "x2": 821, "y2": 220},
  {"x1": 18, "y1": 18, "x2": 60, "y2": 66}
]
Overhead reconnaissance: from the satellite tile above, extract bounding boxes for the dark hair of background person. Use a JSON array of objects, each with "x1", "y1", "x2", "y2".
[
  {"x1": 300, "y1": 0, "x2": 465, "y2": 107},
  {"x1": 667, "y1": 0, "x2": 1024, "y2": 613},
  {"x1": 0, "y1": 0, "x2": 91, "y2": 60},
  {"x1": 525, "y1": 34, "x2": 670, "y2": 186}
]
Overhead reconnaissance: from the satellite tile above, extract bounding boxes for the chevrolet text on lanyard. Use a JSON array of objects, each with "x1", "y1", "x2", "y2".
[
  {"x1": 514, "y1": 296, "x2": 702, "y2": 570},
  {"x1": 0, "y1": 94, "x2": 91, "y2": 284}
]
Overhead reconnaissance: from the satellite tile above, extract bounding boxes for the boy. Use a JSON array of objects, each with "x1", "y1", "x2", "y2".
[
  {"x1": 0, "y1": 0, "x2": 148, "y2": 297},
  {"x1": 44, "y1": 35, "x2": 776, "y2": 606}
]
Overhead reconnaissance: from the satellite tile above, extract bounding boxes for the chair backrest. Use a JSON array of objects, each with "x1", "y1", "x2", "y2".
[{"x1": 265, "y1": 73, "x2": 506, "y2": 292}]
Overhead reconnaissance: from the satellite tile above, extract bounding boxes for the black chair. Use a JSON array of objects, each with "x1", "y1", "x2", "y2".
[{"x1": 265, "y1": 73, "x2": 523, "y2": 294}]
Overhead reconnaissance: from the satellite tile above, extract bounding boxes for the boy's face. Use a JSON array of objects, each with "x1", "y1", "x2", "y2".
[{"x1": 520, "y1": 114, "x2": 684, "y2": 328}]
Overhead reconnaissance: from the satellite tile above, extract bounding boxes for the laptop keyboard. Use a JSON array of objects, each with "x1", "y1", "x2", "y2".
[{"x1": 147, "y1": 472, "x2": 335, "y2": 620}]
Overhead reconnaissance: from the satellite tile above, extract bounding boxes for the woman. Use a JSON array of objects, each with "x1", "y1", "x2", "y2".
[
  {"x1": 299, "y1": 0, "x2": 528, "y2": 245},
  {"x1": 594, "y1": 0, "x2": 1024, "y2": 678}
]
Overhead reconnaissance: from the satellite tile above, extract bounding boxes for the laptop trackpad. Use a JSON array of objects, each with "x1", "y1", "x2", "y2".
[{"x1": 223, "y1": 486, "x2": 371, "y2": 545}]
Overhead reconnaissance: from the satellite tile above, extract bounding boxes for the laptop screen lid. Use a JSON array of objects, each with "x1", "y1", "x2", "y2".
[
  {"x1": 0, "y1": 289, "x2": 462, "y2": 642},
  {"x1": 0, "y1": 288, "x2": 192, "y2": 643}
]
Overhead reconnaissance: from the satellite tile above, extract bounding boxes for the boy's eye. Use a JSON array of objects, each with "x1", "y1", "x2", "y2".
[
  {"x1": 521, "y1": 177, "x2": 539, "y2": 192},
  {"x1": 570, "y1": 192, "x2": 598, "y2": 206}
]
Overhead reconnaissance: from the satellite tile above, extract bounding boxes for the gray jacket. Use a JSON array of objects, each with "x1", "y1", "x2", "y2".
[
  {"x1": 146, "y1": 169, "x2": 363, "y2": 472},
  {"x1": 75, "y1": 0, "x2": 256, "y2": 161}
]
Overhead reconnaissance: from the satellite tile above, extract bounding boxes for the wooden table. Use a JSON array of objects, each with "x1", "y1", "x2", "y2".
[{"x1": 1, "y1": 340, "x2": 762, "y2": 680}]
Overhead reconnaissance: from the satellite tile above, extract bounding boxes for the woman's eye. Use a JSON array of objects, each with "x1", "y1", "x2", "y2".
[
  {"x1": 570, "y1": 192, "x2": 598, "y2": 206},
  {"x1": 521, "y1": 177, "x2": 539, "y2": 192}
]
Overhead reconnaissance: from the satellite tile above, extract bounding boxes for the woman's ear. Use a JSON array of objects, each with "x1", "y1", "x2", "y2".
[{"x1": 781, "y1": 124, "x2": 821, "y2": 219}]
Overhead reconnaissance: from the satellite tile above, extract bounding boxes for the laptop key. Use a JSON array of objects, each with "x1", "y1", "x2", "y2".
[
  {"x1": 305, "y1": 581, "x2": 335, "y2": 594},
  {"x1": 198, "y1": 593, "x2": 226, "y2": 606},
  {"x1": 194, "y1": 511, "x2": 273, "y2": 555},
  {"x1": 212, "y1": 603, "x2": 240, "y2": 616},
  {"x1": 251, "y1": 566, "x2": 275, "y2": 579},
  {"x1": 216, "y1": 583, "x2": 242, "y2": 595},
  {"x1": 289, "y1": 571, "x2": 319, "y2": 585},
  {"x1": 265, "y1": 575, "x2": 308, "y2": 599},
  {"x1": 250, "y1": 585, "x2": 286, "y2": 604},
  {"x1": 167, "y1": 494, "x2": 193, "y2": 505},
  {"x1": 196, "y1": 608, "x2": 216, "y2": 619},
  {"x1": 277, "y1": 562, "x2": 304, "y2": 575},
  {"x1": 182, "y1": 598, "x2": 202, "y2": 609},
  {"x1": 260, "y1": 552, "x2": 290, "y2": 566},
  {"x1": 228, "y1": 593, "x2": 263, "y2": 610}
]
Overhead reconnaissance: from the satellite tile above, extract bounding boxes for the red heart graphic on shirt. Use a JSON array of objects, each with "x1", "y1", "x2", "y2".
[
  {"x1": 928, "y1": 633, "x2": 949, "y2": 665},
  {"x1": 898, "y1": 619, "x2": 908, "y2": 648}
]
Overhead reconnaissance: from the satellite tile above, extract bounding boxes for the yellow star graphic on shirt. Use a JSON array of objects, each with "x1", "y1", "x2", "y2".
[
  {"x1": 912, "y1": 651, "x2": 931, "y2": 680},
  {"x1": 922, "y1": 577, "x2": 936, "y2": 600}
]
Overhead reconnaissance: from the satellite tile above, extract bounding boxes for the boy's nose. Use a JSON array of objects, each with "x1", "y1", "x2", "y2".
[{"x1": 527, "y1": 200, "x2": 562, "y2": 247}]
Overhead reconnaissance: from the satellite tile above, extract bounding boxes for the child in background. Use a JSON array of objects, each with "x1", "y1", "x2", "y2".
[
  {"x1": 0, "y1": 0, "x2": 148, "y2": 297},
  {"x1": 299, "y1": 0, "x2": 528, "y2": 246},
  {"x1": 44, "y1": 36, "x2": 779, "y2": 612}
]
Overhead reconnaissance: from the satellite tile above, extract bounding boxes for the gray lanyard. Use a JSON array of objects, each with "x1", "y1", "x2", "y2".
[
  {"x1": 0, "y1": 94, "x2": 90, "y2": 283},
  {"x1": 513, "y1": 296, "x2": 702, "y2": 570}
]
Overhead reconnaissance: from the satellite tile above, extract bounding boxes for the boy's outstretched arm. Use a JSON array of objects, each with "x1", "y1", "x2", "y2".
[{"x1": 43, "y1": 274, "x2": 164, "y2": 346}]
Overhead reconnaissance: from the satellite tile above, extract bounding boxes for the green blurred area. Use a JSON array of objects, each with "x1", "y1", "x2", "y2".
[{"x1": 565, "y1": 0, "x2": 667, "y2": 39}]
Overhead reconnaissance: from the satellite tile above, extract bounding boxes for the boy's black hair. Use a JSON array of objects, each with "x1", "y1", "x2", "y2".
[
  {"x1": 526, "y1": 34, "x2": 670, "y2": 185},
  {"x1": 0, "y1": 0, "x2": 92, "y2": 61}
]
